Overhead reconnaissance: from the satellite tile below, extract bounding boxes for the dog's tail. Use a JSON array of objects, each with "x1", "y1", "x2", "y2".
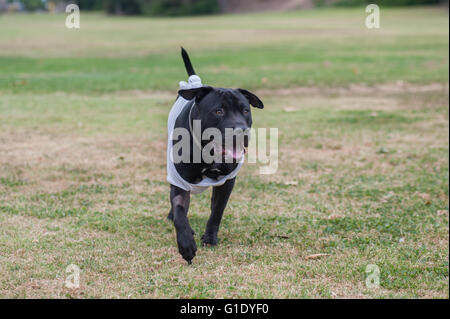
[{"x1": 181, "y1": 47, "x2": 196, "y2": 76}]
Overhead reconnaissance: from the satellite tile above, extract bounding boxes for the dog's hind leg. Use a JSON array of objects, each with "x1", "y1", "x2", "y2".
[
  {"x1": 202, "y1": 177, "x2": 236, "y2": 246},
  {"x1": 170, "y1": 185, "x2": 196, "y2": 264}
]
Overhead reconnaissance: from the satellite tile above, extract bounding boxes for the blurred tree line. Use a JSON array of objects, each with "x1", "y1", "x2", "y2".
[
  {"x1": 103, "y1": 0, "x2": 219, "y2": 16},
  {"x1": 16, "y1": 0, "x2": 217, "y2": 14},
  {"x1": 320, "y1": 0, "x2": 442, "y2": 6},
  {"x1": 17, "y1": 0, "x2": 445, "y2": 15}
]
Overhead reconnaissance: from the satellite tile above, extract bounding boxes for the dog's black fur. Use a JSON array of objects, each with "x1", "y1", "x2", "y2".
[{"x1": 168, "y1": 48, "x2": 264, "y2": 263}]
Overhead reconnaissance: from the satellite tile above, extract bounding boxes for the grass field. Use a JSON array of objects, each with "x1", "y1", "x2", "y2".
[{"x1": 0, "y1": 7, "x2": 448, "y2": 298}]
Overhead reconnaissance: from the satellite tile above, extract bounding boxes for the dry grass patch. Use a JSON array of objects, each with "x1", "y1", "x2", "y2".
[{"x1": 0, "y1": 84, "x2": 448, "y2": 298}]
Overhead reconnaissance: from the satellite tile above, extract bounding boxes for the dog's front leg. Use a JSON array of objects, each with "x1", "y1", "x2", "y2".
[
  {"x1": 169, "y1": 185, "x2": 197, "y2": 264},
  {"x1": 202, "y1": 177, "x2": 236, "y2": 246}
]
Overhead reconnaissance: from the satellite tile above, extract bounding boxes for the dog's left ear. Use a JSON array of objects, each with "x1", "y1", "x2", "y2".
[
  {"x1": 238, "y1": 89, "x2": 264, "y2": 109},
  {"x1": 178, "y1": 86, "x2": 213, "y2": 101}
]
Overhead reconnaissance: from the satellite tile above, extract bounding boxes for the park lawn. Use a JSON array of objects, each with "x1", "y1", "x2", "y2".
[
  {"x1": 0, "y1": 7, "x2": 448, "y2": 92},
  {"x1": 0, "y1": 7, "x2": 448, "y2": 298}
]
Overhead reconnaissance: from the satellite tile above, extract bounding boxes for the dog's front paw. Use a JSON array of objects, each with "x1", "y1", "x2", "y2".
[
  {"x1": 176, "y1": 227, "x2": 197, "y2": 264},
  {"x1": 201, "y1": 232, "x2": 218, "y2": 246}
]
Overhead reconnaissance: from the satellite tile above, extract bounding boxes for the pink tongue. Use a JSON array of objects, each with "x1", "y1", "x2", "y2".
[
  {"x1": 214, "y1": 144, "x2": 245, "y2": 159},
  {"x1": 224, "y1": 148, "x2": 244, "y2": 159}
]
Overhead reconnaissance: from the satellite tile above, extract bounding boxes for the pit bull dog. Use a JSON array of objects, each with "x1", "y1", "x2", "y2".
[{"x1": 167, "y1": 48, "x2": 264, "y2": 264}]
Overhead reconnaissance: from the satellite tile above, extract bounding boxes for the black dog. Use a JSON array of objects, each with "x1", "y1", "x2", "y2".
[{"x1": 167, "y1": 48, "x2": 264, "y2": 264}]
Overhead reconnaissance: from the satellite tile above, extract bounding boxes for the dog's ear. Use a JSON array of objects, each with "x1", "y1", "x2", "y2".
[
  {"x1": 238, "y1": 89, "x2": 264, "y2": 109},
  {"x1": 178, "y1": 86, "x2": 213, "y2": 101}
]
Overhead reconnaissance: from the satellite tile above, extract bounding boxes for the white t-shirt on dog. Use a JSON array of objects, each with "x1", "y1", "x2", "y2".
[{"x1": 166, "y1": 75, "x2": 243, "y2": 194}]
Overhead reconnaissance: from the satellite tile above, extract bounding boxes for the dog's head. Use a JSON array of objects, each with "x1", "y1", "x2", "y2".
[{"x1": 178, "y1": 86, "x2": 263, "y2": 160}]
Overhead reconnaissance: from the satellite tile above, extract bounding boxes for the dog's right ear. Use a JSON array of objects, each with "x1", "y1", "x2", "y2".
[
  {"x1": 238, "y1": 89, "x2": 264, "y2": 109},
  {"x1": 178, "y1": 86, "x2": 213, "y2": 101}
]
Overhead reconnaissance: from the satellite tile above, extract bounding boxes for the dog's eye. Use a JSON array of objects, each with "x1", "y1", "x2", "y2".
[
  {"x1": 243, "y1": 109, "x2": 250, "y2": 115},
  {"x1": 216, "y1": 108, "x2": 224, "y2": 116}
]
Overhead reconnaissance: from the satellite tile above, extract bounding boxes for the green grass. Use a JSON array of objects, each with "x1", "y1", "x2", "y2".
[
  {"x1": 0, "y1": 8, "x2": 448, "y2": 93},
  {"x1": 0, "y1": 7, "x2": 448, "y2": 298}
]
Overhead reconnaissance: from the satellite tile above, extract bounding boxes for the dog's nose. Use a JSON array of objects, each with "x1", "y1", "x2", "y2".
[
  {"x1": 232, "y1": 126, "x2": 250, "y2": 147},
  {"x1": 233, "y1": 126, "x2": 249, "y2": 133}
]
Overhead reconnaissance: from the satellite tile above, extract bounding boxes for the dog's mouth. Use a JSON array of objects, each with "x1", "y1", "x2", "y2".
[
  {"x1": 213, "y1": 143, "x2": 246, "y2": 161},
  {"x1": 201, "y1": 132, "x2": 249, "y2": 162}
]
